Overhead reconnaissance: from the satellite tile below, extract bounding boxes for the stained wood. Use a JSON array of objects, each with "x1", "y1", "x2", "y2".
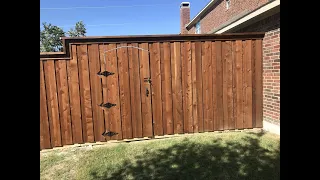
[
  {"x1": 98, "y1": 44, "x2": 110, "y2": 141},
  {"x1": 161, "y1": 42, "x2": 174, "y2": 135},
  {"x1": 55, "y1": 60, "x2": 73, "y2": 145},
  {"x1": 215, "y1": 41, "x2": 224, "y2": 130},
  {"x1": 243, "y1": 40, "x2": 253, "y2": 128},
  {"x1": 182, "y1": 41, "x2": 193, "y2": 133},
  {"x1": 128, "y1": 43, "x2": 143, "y2": 138},
  {"x1": 139, "y1": 43, "x2": 153, "y2": 137},
  {"x1": 67, "y1": 45, "x2": 83, "y2": 143},
  {"x1": 222, "y1": 41, "x2": 234, "y2": 130},
  {"x1": 195, "y1": 42, "x2": 204, "y2": 132},
  {"x1": 107, "y1": 43, "x2": 123, "y2": 140},
  {"x1": 211, "y1": 42, "x2": 217, "y2": 131},
  {"x1": 191, "y1": 42, "x2": 198, "y2": 133},
  {"x1": 235, "y1": 40, "x2": 244, "y2": 129},
  {"x1": 43, "y1": 60, "x2": 62, "y2": 147},
  {"x1": 252, "y1": 41, "x2": 256, "y2": 128},
  {"x1": 40, "y1": 61, "x2": 51, "y2": 149},
  {"x1": 88, "y1": 44, "x2": 105, "y2": 142},
  {"x1": 254, "y1": 39, "x2": 263, "y2": 128},
  {"x1": 150, "y1": 42, "x2": 163, "y2": 136},
  {"x1": 117, "y1": 43, "x2": 133, "y2": 139},
  {"x1": 172, "y1": 42, "x2": 183, "y2": 134},
  {"x1": 77, "y1": 45, "x2": 94, "y2": 142},
  {"x1": 202, "y1": 41, "x2": 213, "y2": 131}
]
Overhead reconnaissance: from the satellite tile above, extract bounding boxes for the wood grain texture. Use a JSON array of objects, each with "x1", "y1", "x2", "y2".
[
  {"x1": 106, "y1": 44, "x2": 123, "y2": 140},
  {"x1": 202, "y1": 41, "x2": 213, "y2": 132},
  {"x1": 162, "y1": 42, "x2": 174, "y2": 135},
  {"x1": 211, "y1": 42, "x2": 217, "y2": 131},
  {"x1": 243, "y1": 40, "x2": 253, "y2": 128},
  {"x1": 181, "y1": 41, "x2": 193, "y2": 133},
  {"x1": 235, "y1": 40, "x2": 244, "y2": 129},
  {"x1": 215, "y1": 41, "x2": 224, "y2": 130},
  {"x1": 43, "y1": 60, "x2": 62, "y2": 147},
  {"x1": 77, "y1": 45, "x2": 94, "y2": 142},
  {"x1": 40, "y1": 61, "x2": 52, "y2": 149},
  {"x1": 139, "y1": 43, "x2": 153, "y2": 137},
  {"x1": 128, "y1": 43, "x2": 143, "y2": 138},
  {"x1": 191, "y1": 42, "x2": 198, "y2": 133},
  {"x1": 222, "y1": 41, "x2": 234, "y2": 130},
  {"x1": 117, "y1": 43, "x2": 133, "y2": 139},
  {"x1": 254, "y1": 39, "x2": 263, "y2": 128},
  {"x1": 67, "y1": 45, "x2": 83, "y2": 144},
  {"x1": 195, "y1": 42, "x2": 204, "y2": 132},
  {"x1": 55, "y1": 60, "x2": 73, "y2": 145},
  {"x1": 88, "y1": 44, "x2": 105, "y2": 142},
  {"x1": 150, "y1": 42, "x2": 163, "y2": 136},
  {"x1": 172, "y1": 42, "x2": 184, "y2": 134}
]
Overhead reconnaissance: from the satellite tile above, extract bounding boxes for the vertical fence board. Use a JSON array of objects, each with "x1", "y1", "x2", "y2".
[
  {"x1": 117, "y1": 43, "x2": 133, "y2": 139},
  {"x1": 254, "y1": 39, "x2": 263, "y2": 128},
  {"x1": 195, "y1": 42, "x2": 204, "y2": 132},
  {"x1": 106, "y1": 44, "x2": 123, "y2": 140},
  {"x1": 40, "y1": 61, "x2": 52, "y2": 149},
  {"x1": 162, "y1": 42, "x2": 174, "y2": 135},
  {"x1": 150, "y1": 42, "x2": 163, "y2": 136},
  {"x1": 235, "y1": 40, "x2": 244, "y2": 129},
  {"x1": 77, "y1": 45, "x2": 95, "y2": 142},
  {"x1": 172, "y1": 42, "x2": 183, "y2": 134},
  {"x1": 215, "y1": 41, "x2": 224, "y2": 130},
  {"x1": 222, "y1": 41, "x2": 234, "y2": 130},
  {"x1": 88, "y1": 44, "x2": 105, "y2": 142},
  {"x1": 44, "y1": 60, "x2": 62, "y2": 147},
  {"x1": 202, "y1": 41, "x2": 213, "y2": 131},
  {"x1": 55, "y1": 60, "x2": 73, "y2": 145},
  {"x1": 128, "y1": 43, "x2": 143, "y2": 138},
  {"x1": 191, "y1": 42, "x2": 198, "y2": 133},
  {"x1": 67, "y1": 45, "x2": 83, "y2": 144},
  {"x1": 139, "y1": 43, "x2": 153, "y2": 137},
  {"x1": 211, "y1": 42, "x2": 217, "y2": 131},
  {"x1": 243, "y1": 40, "x2": 253, "y2": 128},
  {"x1": 98, "y1": 44, "x2": 110, "y2": 141}
]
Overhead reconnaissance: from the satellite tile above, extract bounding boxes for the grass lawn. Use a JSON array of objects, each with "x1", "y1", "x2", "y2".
[{"x1": 40, "y1": 131, "x2": 280, "y2": 180}]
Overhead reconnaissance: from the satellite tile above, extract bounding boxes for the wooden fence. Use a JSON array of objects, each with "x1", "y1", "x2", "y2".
[{"x1": 40, "y1": 33, "x2": 264, "y2": 150}]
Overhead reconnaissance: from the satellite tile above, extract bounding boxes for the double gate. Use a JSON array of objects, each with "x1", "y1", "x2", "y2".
[{"x1": 40, "y1": 34, "x2": 264, "y2": 150}]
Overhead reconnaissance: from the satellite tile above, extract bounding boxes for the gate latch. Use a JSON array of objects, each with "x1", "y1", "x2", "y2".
[{"x1": 144, "y1": 77, "x2": 152, "y2": 83}]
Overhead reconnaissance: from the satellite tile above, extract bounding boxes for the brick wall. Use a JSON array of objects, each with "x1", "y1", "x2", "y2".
[
  {"x1": 187, "y1": 0, "x2": 269, "y2": 34},
  {"x1": 236, "y1": 12, "x2": 280, "y2": 125}
]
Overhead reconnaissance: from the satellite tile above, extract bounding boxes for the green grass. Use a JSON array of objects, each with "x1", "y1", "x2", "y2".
[{"x1": 40, "y1": 131, "x2": 280, "y2": 180}]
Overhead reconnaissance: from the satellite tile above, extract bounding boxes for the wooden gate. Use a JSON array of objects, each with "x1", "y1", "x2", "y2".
[{"x1": 40, "y1": 33, "x2": 264, "y2": 150}]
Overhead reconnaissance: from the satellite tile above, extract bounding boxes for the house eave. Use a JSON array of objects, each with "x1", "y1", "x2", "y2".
[
  {"x1": 185, "y1": 0, "x2": 218, "y2": 30},
  {"x1": 212, "y1": 0, "x2": 280, "y2": 34}
]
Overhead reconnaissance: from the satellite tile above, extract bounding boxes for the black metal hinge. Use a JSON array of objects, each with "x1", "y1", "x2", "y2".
[
  {"x1": 97, "y1": 71, "x2": 114, "y2": 77},
  {"x1": 98, "y1": 102, "x2": 116, "y2": 108},
  {"x1": 102, "y1": 130, "x2": 118, "y2": 137}
]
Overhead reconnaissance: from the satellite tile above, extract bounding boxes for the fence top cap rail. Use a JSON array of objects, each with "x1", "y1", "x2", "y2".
[{"x1": 61, "y1": 32, "x2": 265, "y2": 41}]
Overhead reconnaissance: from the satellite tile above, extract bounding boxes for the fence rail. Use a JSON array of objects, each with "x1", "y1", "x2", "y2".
[{"x1": 40, "y1": 33, "x2": 264, "y2": 150}]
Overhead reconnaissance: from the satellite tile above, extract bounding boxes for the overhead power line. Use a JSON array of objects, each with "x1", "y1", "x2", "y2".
[
  {"x1": 40, "y1": 23, "x2": 133, "y2": 28},
  {"x1": 40, "y1": 3, "x2": 175, "y2": 10}
]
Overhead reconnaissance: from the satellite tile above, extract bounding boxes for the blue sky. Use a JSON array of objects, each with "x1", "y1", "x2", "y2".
[{"x1": 40, "y1": 0, "x2": 211, "y2": 36}]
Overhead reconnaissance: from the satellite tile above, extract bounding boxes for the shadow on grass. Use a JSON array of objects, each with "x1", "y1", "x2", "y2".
[{"x1": 91, "y1": 132, "x2": 279, "y2": 180}]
